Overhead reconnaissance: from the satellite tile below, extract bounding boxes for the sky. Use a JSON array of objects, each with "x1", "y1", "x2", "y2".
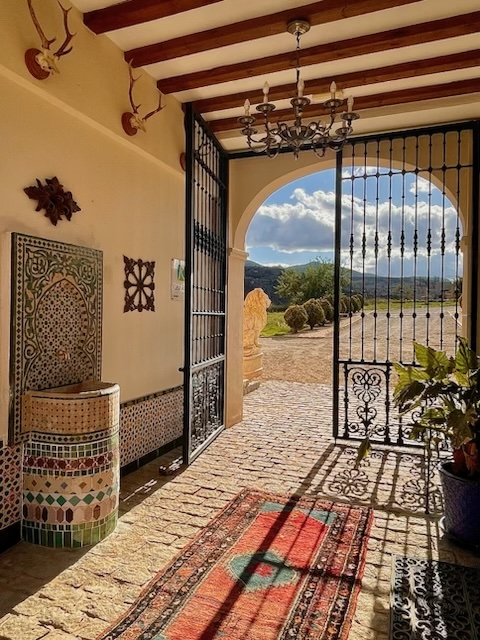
[{"x1": 245, "y1": 167, "x2": 463, "y2": 279}]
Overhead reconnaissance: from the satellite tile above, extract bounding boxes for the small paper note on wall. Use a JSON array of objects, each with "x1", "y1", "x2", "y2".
[{"x1": 171, "y1": 259, "x2": 185, "y2": 299}]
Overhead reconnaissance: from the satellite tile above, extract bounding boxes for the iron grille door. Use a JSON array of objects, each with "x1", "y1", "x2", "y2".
[
  {"x1": 183, "y1": 104, "x2": 229, "y2": 464},
  {"x1": 333, "y1": 124, "x2": 477, "y2": 446}
]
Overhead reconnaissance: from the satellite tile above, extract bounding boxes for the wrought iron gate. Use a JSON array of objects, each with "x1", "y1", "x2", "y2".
[
  {"x1": 333, "y1": 123, "x2": 479, "y2": 447},
  {"x1": 183, "y1": 105, "x2": 228, "y2": 464}
]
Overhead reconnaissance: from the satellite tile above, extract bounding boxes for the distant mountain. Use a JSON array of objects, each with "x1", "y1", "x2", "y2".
[
  {"x1": 244, "y1": 260, "x2": 455, "y2": 304},
  {"x1": 244, "y1": 261, "x2": 287, "y2": 305}
]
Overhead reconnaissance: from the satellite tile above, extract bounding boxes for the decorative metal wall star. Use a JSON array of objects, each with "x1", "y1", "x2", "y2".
[
  {"x1": 24, "y1": 177, "x2": 81, "y2": 226},
  {"x1": 123, "y1": 255, "x2": 156, "y2": 312}
]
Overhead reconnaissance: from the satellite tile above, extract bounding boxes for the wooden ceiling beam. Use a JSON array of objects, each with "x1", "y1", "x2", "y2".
[
  {"x1": 84, "y1": 0, "x2": 223, "y2": 35},
  {"x1": 208, "y1": 78, "x2": 480, "y2": 133},
  {"x1": 125, "y1": 0, "x2": 423, "y2": 67},
  {"x1": 194, "y1": 50, "x2": 480, "y2": 113},
  {"x1": 158, "y1": 11, "x2": 480, "y2": 94}
]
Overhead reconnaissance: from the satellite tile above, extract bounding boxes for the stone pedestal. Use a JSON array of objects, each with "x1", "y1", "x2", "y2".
[{"x1": 243, "y1": 349, "x2": 264, "y2": 380}]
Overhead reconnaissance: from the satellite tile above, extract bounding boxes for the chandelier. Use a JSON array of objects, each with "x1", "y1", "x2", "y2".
[{"x1": 237, "y1": 19, "x2": 359, "y2": 159}]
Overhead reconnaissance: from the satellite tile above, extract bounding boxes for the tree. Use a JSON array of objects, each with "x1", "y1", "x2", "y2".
[
  {"x1": 275, "y1": 269, "x2": 304, "y2": 305},
  {"x1": 393, "y1": 283, "x2": 413, "y2": 300},
  {"x1": 275, "y1": 259, "x2": 349, "y2": 305}
]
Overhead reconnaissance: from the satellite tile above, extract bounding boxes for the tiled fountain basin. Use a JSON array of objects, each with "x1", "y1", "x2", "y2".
[
  {"x1": 23, "y1": 381, "x2": 119, "y2": 435},
  {"x1": 21, "y1": 382, "x2": 120, "y2": 548}
]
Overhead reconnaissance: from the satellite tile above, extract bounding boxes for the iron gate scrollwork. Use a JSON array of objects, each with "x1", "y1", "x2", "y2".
[
  {"x1": 334, "y1": 123, "x2": 478, "y2": 448},
  {"x1": 184, "y1": 105, "x2": 228, "y2": 464}
]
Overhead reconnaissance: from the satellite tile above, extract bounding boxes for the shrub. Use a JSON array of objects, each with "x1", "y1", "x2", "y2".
[
  {"x1": 318, "y1": 298, "x2": 334, "y2": 322},
  {"x1": 325, "y1": 294, "x2": 334, "y2": 306},
  {"x1": 340, "y1": 296, "x2": 349, "y2": 314},
  {"x1": 303, "y1": 299, "x2": 325, "y2": 329},
  {"x1": 354, "y1": 293, "x2": 364, "y2": 308},
  {"x1": 284, "y1": 305, "x2": 308, "y2": 333},
  {"x1": 350, "y1": 296, "x2": 360, "y2": 313}
]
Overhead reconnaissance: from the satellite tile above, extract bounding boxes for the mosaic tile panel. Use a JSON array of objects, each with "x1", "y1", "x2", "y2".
[
  {"x1": 29, "y1": 427, "x2": 114, "y2": 445},
  {"x1": 120, "y1": 386, "x2": 183, "y2": 466},
  {"x1": 1, "y1": 388, "x2": 182, "y2": 540},
  {"x1": 24, "y1": 450, "x2": 114, "y2": 472},
  {"x1": 0, "y1": 444, "x2": 22, "y2": 531},
  {"x1": 23, "y1": 467, "x2": 115, "y2": 493},
  {"x1": 10, "y1": 233, "x2": 103, "y2": 445},
  {"x1": 24, "y1": 435, "x2": 118, "y2": 460}
]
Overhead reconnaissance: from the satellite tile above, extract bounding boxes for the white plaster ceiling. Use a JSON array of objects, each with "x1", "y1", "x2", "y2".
[{"x1": 71, "y1": 0, "x2": 480, "y2": 152}]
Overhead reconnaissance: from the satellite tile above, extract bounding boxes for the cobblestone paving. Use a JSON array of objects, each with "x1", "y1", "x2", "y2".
[{"x1": 1, "y1": 381, "x2": 479, "y2": 640}]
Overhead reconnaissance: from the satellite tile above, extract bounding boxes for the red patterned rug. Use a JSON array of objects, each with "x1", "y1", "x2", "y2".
[{"x1": 99, "y1": 489, "x2": 373, "y2": 640}]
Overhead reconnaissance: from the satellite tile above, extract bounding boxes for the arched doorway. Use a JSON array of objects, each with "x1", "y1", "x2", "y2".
[{"x1": 226, "y1": 124, "x2": 475, "y2": 436}]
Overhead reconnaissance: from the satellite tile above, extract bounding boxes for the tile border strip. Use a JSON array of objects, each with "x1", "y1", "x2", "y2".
[{"x1": 120, "y1": 385, "x2": 183, "y2": 409}]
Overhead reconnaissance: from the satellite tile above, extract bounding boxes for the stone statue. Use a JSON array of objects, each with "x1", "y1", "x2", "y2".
[{"x1": 243, "y1": 288, "x2": 271, "y2": 381}]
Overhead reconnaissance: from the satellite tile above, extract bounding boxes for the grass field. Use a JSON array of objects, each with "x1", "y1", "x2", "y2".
[
  {"x1": 363, "y1": 299, "x2": 457, "y2": 310},
  {"x1": 261, "y1": 312, "x2": 292, "y2": 337},
  {"x1": 261, "y1": 299, "x2": 459, "y2": 337}
]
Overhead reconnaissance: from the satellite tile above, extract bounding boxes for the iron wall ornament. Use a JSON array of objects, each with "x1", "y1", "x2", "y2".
[
  {"x1": 123, "y1": 255, "x2": 156, "y2": 312},
  {"x1": 24, "y1": 177, "x2": 81, "y2": 226}
]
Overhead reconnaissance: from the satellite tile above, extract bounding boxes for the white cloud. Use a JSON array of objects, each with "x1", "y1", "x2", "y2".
[
  {"x1": 257, "y1": 262, "x2": 290, "y2": 268},
  {"x1": 246, "y1": 183, "x2": 463, "y2": 277},
  {"x1": 340, "y1": 194, "x2": 462, "y2": 275},
  {"x1": 246, "y1": 188, "x2": 336, "y2": 253},
  {"x1": 409, "y1": 176, "x2": 431, "y2": 195},
  {"x1": 342, "y1": 166, "x2": 377, "y2": 179}
]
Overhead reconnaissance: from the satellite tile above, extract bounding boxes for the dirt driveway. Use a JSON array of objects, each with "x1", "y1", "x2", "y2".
[{"x1": 260, "y1": 309, "x2": 460, "y2": 384}]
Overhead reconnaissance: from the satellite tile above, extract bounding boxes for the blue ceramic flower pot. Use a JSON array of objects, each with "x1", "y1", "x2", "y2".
[{"x1": 440, "y1": 462, "x2": 480, "y2": 547}]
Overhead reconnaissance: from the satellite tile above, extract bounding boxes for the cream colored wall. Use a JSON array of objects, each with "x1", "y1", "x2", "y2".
[
  {"x1": 0, "y1": 0, "x2": 183, "y2": 171},
  {"x1": 0, "y1": 2, "x2": 186, "y2": 444}
]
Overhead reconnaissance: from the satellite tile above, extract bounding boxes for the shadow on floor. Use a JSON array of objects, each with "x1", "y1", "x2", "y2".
[
  {"x1": 0, "y1": 542, "x2": 89, "y2": 617},
  {"x1": 300, "y1": 441, "x2": 445, "y2": 516},
  {"x1": 0, "y1": 447, "x2": 184, "y2": 618}
]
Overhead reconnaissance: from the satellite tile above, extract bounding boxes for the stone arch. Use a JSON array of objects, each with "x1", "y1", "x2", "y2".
[
  {"x1": 232, "y1": 157, "x2": 337, "y2": 251},
  {"x1": 232, "y1": 149, "x2": 468, "y2": 255}
]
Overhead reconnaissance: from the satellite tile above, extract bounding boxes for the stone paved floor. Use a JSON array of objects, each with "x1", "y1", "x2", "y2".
[{"x1": 1, "y1": 381, "x2": 479, "y2": 640}]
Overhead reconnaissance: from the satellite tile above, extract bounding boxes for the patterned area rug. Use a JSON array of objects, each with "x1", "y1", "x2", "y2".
[
  {"x1": 99, "y1": 489, "x2": 372, "y2": 640},
  {"x1": 391, "y1": 556, "x2": 480, "y2": 639}
]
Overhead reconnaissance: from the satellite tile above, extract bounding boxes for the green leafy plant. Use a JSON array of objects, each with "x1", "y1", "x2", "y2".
[{"x1": 392, "y1": 338, "x2": 480, "y2": 478}]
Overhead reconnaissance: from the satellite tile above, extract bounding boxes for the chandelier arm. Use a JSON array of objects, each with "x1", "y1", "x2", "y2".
[
  {"x1": 325, "y1": 112, "x2": 337, "y2": 134},
  {"x1": 312, "y1": 144, "x2": 327, "y2": 159}
]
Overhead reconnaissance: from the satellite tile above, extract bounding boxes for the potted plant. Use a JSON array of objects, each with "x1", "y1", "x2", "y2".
[{"x1": 392, "y1": 337, "x2": 480, "y2": 547}]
